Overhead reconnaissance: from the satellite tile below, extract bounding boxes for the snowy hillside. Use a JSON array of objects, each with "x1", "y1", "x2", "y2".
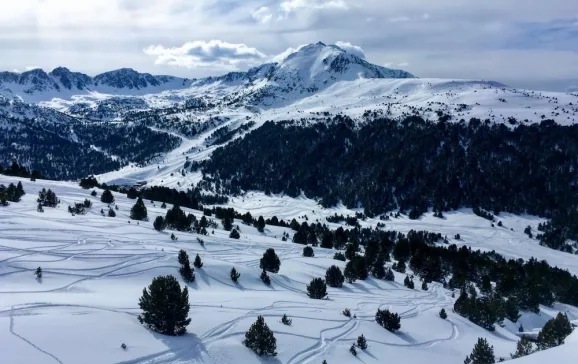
[{"x1": 1, "y1": 175, "x2": 577, "y2": 364}]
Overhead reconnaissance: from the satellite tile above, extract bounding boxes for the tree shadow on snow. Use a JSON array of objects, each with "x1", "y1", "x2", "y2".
[
  {"x1": 197, "y1": 269, "x2": 211, "y2": 286},
  {"x1": 256, "y1": 355, "x2": 282, "y2": 364},
  {"x1": 150, "y1": 332, "x2": 209, "y2": 362},
  {"x1": 395, "y1": 331, "x2": 418, "y2": 345}
]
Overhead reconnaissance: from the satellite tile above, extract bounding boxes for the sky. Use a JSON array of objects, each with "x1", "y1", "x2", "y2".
[{"x1": 0, "y1": 0, "x2": 577, "y2": 92}]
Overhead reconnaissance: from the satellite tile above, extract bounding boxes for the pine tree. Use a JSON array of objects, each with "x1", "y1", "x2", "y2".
[
  {"x1": 344, "y1": 260, "x2": 358, "y2": 283},
  {"x1": 230, "y1": 267, "x2": 241, "y2": 283},
  {"x1": 91, "y1": 190, "x2": 97, "y2": 197},
  {"x1": 404, "y1": 275, "x2": 415, "y2": 289},
  {"x1": 345, "y1": 243, "x2": 357, "y2": 260},
  {"x1": 372, "y1": 258, "x2": 386, "y2": 279},
  {"x1": 325, "y1": 265, "x2": 345, "y2": 288},
  {"x1": 349, "y1": 344, "x2": 357, "y2": 356},
  {"x1": 422, "y1": 280, "x2": 428, "y2": 291},
  {"x1": 260, "y1": 248, "x2": 281, "y2": 273},
  {"x1": 108, "y1": 208, "x2": 116, "y2": 217},
  {"x1": 130, "y1": 197, "x2": 148, "y2": 221},
  {"x1": 260, "y1": 269, "x2": 271, "y2": 285},
  {"x1": 307, "y1": 278, "x2": 328, "y2": 299},
  {"x1": 193, "y1": 254, "x2": 203, "y2": 269},
  {"x1": 100, "y1": 189, "x2": 115, "y2": 204},
  {"x1": 504, "y1": 298, "x2": 521, "y2": 323},
  {"x1": 333, "y1": 252, "x2": 346, "y2": 261},
  {"x1": 510, "y1": 337, "x2": 534, "y2": 359},
  {"x1": 229, "y1": 229, "x2": 240, "y2": 239},
  {"x1": 281, "y1": 314, "x2": 292, "y2": 326},
  {"x1": 393, "y1": 259, "x2": 406, "y2": 273},
  {"x1": 171, "y1": 233, "x2": 178, "y2": 241},
  {"x1": 138, "y1": 275, "x2": 191, "y2": 336},
  {"x1": 440, "y1": 308, "x2": 448, "y2": 319},
  {"x1": 303, "y1": 246, "x2": 315, "y2": 257},
  {"x1": 35, "y1": 266, "x2": 42, "y2": 279},
  {"x1": 464, "y1": 338, "x2": 495, "y2": 364},
  {"x1": 375, "y1": 309, "x2": 401, "y2": 332},
  {"x1": 322, "y1": 360, "x2": 328, "y2": 364},
  {"x1": 154, "y1": 216, "x2": 166, "y2": 231},
  {"x1": 178, "y1": 250, "x2": 189, "y2": 266},
  {"x1": 384, "y1": 268, "x2": 395, "y2": 281},
  {"x1": 257, "y1": 216, "x2": 266, "y2": 233},
  {"x1": 536, "y1": 313, "x2": 573, "y2": 350},
  {"x1": 244, "y1": 316, "x2": 277, "y2": 356},
  {"x1": 353, "y1": 256, "x2": 369, "y2": 280},
  {"x1": 356, "y1": 334, "x2": 368, "y2": 349},
  {"x1": 179, "y1": 261, "x2": 195, "y2": 283}
]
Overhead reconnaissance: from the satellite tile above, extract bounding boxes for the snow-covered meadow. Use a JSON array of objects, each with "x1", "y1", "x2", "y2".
[{"x1": 1, "y1": 175, "x2": 577, "y2": 364}]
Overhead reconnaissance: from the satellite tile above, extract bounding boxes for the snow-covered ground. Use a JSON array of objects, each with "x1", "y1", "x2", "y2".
[{"x1": 1, "y1": 175, "x2": 576, "y2": 364}]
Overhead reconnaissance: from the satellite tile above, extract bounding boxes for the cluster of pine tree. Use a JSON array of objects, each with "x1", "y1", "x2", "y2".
[
  {"x1": 37, "y1": 188, "x2": 58, "y2": 207},
  {"x1": 0, "y1": 182, "x2": 25, "y2": 205},
  {"x1": 201, "y1": 116, "x2": 578, "y2": 251}
]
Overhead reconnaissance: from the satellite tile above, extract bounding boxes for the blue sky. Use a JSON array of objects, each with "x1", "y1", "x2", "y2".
[{"x1": 0, "y1": 0, "x2": 577, "y2": 91}]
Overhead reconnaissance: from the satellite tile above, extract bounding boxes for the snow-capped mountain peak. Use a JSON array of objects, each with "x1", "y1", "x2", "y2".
[{"x1": 0, "y1": 67, "x2": 192, "y2": 102}]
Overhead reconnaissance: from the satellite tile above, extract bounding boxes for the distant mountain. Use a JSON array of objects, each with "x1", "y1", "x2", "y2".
[
  {"x1": 0, "y1": 67, "x2": 192, "y2": 102},
  {"x1": 191, "y1": 42, "x2": 415, "y2": 106}
]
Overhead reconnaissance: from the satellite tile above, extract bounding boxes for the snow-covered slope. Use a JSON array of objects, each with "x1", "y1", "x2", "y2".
[{"x1": 1, "y1": 175, "x2": 577, "y2": 364}]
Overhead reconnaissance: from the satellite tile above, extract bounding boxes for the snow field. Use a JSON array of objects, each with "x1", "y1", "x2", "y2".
[{"x1": 0, "y1": 176, "x2": 577, "y2": 363}]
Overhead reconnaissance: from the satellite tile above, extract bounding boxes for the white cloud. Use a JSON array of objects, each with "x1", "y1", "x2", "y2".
[
  {"x1": 271, "y1": 44, "x2": 309, "y2": 63},
  {"x1": 389, "y1": 16, "x2": 410, "y2": 23},
  {"x1": 335, "y1": 41, "x2": 366, "y2": 59},
  {"x1": 280, "y1": 0, "x2": 348, "y2": 14},
  {"x1": 398, "y1": 62, "x2": 409, "y2": 67},
  {"x1": 143, "y1": 40, "x2": 267, "y2": 69},
  {"x1": 252, "y1": 6, "x2": 273, "y2": 24}
]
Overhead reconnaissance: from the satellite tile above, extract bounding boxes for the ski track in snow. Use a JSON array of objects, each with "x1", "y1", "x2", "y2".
[{"x1": 1, "y1": 175, "x2": 578, "y2": 363}]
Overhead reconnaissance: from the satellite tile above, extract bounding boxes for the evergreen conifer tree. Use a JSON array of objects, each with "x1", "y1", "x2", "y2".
[
  {"x1": 260, "y1": 248, "x2": 281, "y2": 273},
  {"x1": 138, "y1": 275, "x2": 191, "y2": 335},
  {"x1": 179, "y1": 261, "x2": 195, "y2": 283},
  {"x1": 464, "y1": 338, "x2": 495, "y2": 364},
  {"x1": 404, "y1": 275, "x2": 415, "y2": 289},
  {"x1": 384, "y1": 268, "x2": 395, "y2": 281},
  {"x1": 375, "y1": 309, "x2": 401, "y2": 332},
  {"x1": 440, "y1": 308, "x2": 448, "y2": 319},
  {"x1": 281, "y1": 314, "x2": 292, "y2": 326},
  {"x1": 333, "y1": 252, "x2": 346, "y2": 261},
  {"x1": 108, "y1": 208, "x2": 116, "y2": 217},
  {"x1": 100, "y1": 189, "x2": 115, "y2": 204},
  {"x1": 257, "y1": 216, "x2": 266, "y2": 233},
  {"x1": 536, "y1": 313, "x2": 573, "y2": 350},
  {"x1": 307, "y1": 278, "x2": 328, "y2": 299},
  {"x1": 230, "y1": 267, "x2": 241, "y2": 283},
  {"x1": 372, "y1": 258, "x2": 386, "y2": 279},
  {"x1": 344, "y1": 260, "x2": 358, "y2": 283},
  {"x1": 349, "y1": 344, "x2": 357, "y2": 356},
  {"x1": 154, "y1": 216, "x2": 166, "y2": 231},
  {"x1": 244, "y1": 316, "x2": 277, "y2": 356},
  {"x1": 130, "y1": 197, "x2": 148, "y2": 221},
  {"x1": 356, "y1": 334, "x2": 368, "y2": 349},
  {"x1": 303, "y1": 246, "x2": 315, "y2": 257},
  {"x1": 229, "y1": 229, "x2": 240, "y2": 239},
  {"x1": 325, "y1": 265, "x2": 345, "y2": 288},
  {"x1": 510, "y1": 337, "x2": 534, "y2": 359},
  {"x1": 193, "y1": 254, "x2": 203, "y2": 269},
  {"x1": 422, "y1": 280, "x2": 428, "y2": 291},
  {"x1": 35, "y1": 266, "x2": 42, "y2": 279},
  {"x1": 178, "y1": 250, "x2": 189, "y2": 266}
]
